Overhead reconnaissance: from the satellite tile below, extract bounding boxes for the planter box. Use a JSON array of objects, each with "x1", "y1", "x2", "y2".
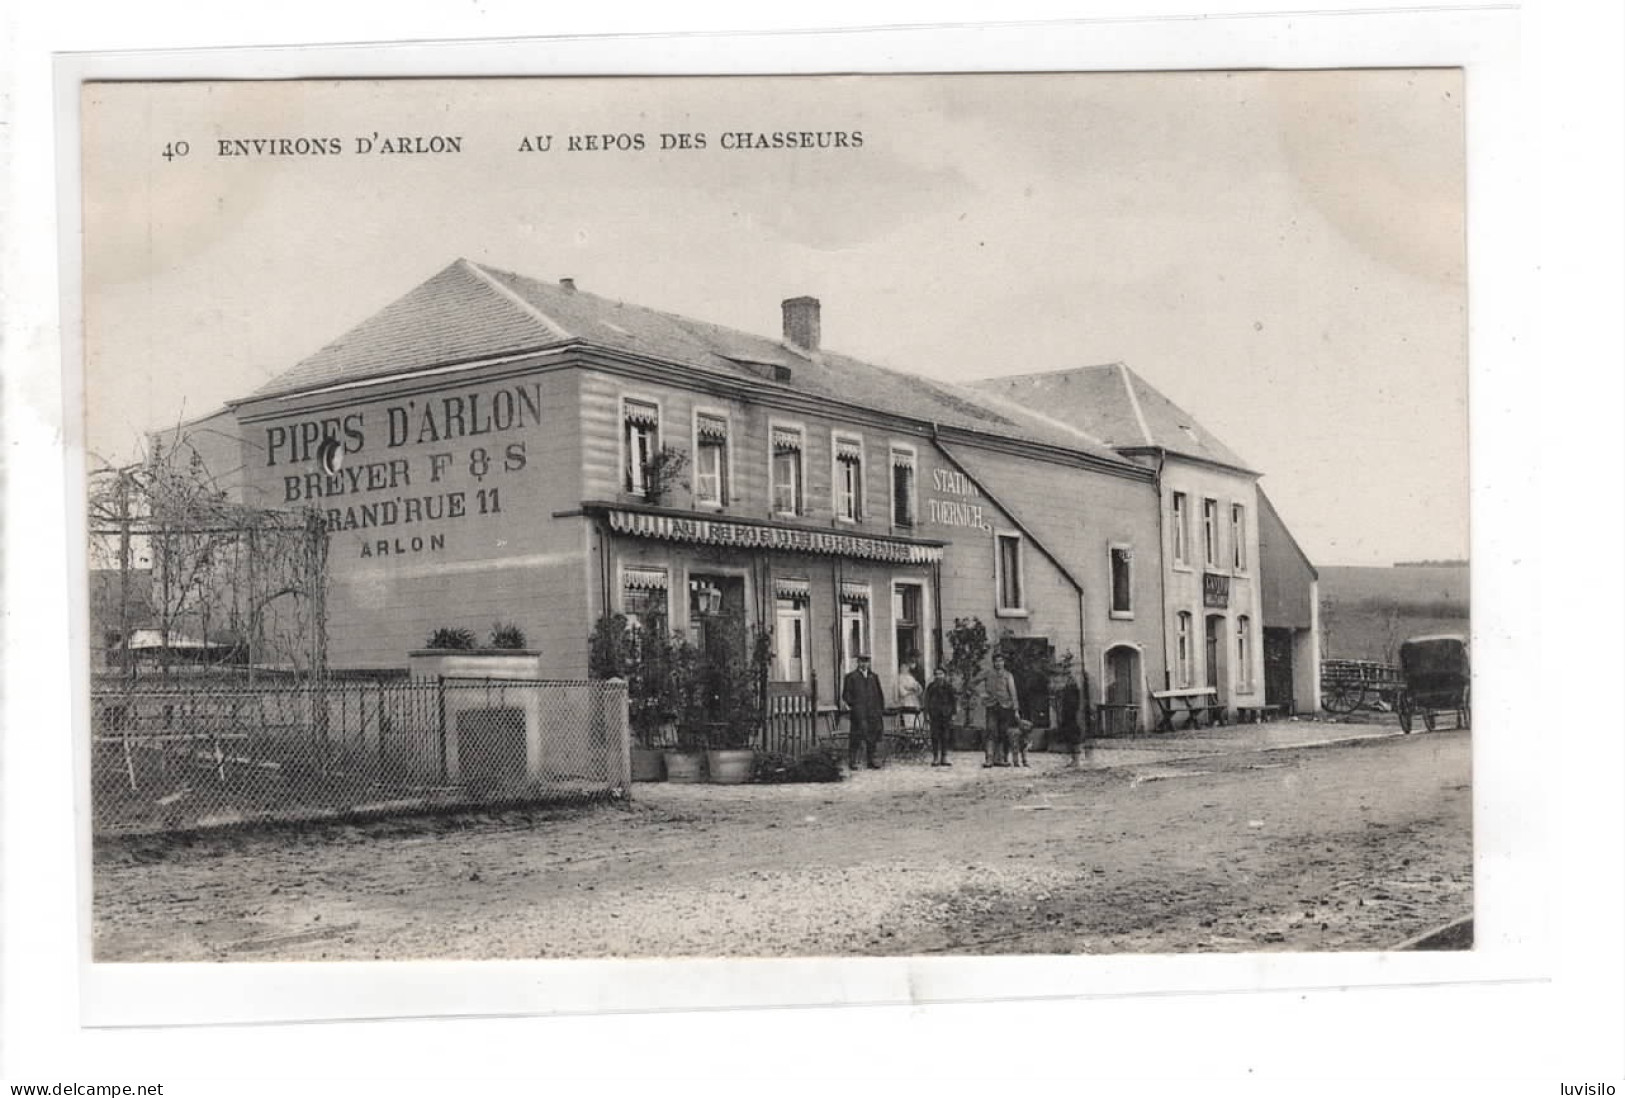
[
  {"x1": 408, "y1": 649, "x2": 545, "y2": 681},
  {"x1": 663, "y1": 749, "x2": 707, "y2": 784},
  {"x1": 631, "y1": 746, "x2": 666, "y2": 782},
  {"x1": 705, "y1": 748, "x2": 755, "y2": 785}
]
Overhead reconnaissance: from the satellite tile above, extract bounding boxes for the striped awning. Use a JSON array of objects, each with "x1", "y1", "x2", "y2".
[
  {"x1": 840, "y1": 581, "x2": 871, "y2": 605},
  {"x1": 696, "y1": 415, "x2": 728, "y2": 443},
  {"x1": 774, "y1": 577, "x2": 811, "y2": 603},
  {"x1": 624, "y1": 400, "x2": 659, "y2": 428},
  {"x1": 605, "y1": 508, "x2": 944, "y2": 565},
  {"x1": 772, "y1": 427, "x2": 803, "y2": 454},
  {"x1": 622, "y1": 566, "x2": 668, "y2": 591}
]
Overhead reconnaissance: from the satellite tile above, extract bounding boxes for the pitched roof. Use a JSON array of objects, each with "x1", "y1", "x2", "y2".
[
  {"x1": 246, "y1": 259, "x2": 1134, "y2": 469},
  {"x1": 967, "y1": 363, "x2": 1256, "y2": 473}
]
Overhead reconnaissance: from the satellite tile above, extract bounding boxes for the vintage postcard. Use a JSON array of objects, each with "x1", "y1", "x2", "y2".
[{"x1": 73, "y1": 67, "x2": 1485, "y2": 1024}]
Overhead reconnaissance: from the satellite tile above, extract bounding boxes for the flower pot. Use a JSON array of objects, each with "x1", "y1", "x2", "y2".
[
  {"x1": 705, "y1": 748, "x2": 756, "y2": 785},
  {"x1": 631, "y1": 746, "x2": 666, "y2": 782},
  {"x1": 662, "y1": 749, "x2": 707, "y2": 784}
]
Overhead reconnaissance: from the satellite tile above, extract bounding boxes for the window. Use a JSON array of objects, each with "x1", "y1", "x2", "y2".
[
  {"x1": 694, "y1": 412, "x2": 729, "y2": 506},
  {"x1": 840, "y1": 583, "x2": 870, "y2": 674},
  {"x1": 772, "y1": 579, "x2": 810, "y2": 682},
  {"x1": 890, "y1": 445, "x2": 917, "y2": 529},
  {"x1": 1109, "y1": 546, "x2": 1134, "y2": 617},
  {"x1": 687, "y1": 573, "x2": 744, "y2": 654},
  {"x1": 1171, "y1": 492, "x2": 1189, "y2": 566},
  {"x1": 834, "y1": 435, "x2": 864, "y2": 522},
  {"x1": 1237, "y1": 615, "x2": 1254, "y2": 691},
  {"x1": 1202, "y1": 497, "x2": 1219, "y2": 568},
  {"x1": 996, "y1": 532, "x2": 1025, "y2": 614},
  {"x1": 1231, "y1": 503, "x2": 1246, "y2": 571},
  {"x1": 623, "y1": 398, "x2": 660, "y2": 495},
  {"x1": 1176, "y1": 612, "x2": 1194, "y2": 687},
  {"x1": 770, "y1": 425, "x2": 804, "y2": 516},
  {"x1": 622, "y1": 567, "x2": 670, "y2": 634},
  {"x1": 893, "y1": 582, "x2": 924, "y2": 675}
]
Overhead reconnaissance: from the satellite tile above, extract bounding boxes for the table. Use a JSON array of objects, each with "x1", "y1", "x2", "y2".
[{"x1": 1150, "y1": 687, "x2": 1223, "y2": 732}]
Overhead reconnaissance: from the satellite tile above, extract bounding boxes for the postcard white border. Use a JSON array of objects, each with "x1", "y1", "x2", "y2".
[{"x1": 7, "y1": 0, "x2": 1621, "y2": 1090}]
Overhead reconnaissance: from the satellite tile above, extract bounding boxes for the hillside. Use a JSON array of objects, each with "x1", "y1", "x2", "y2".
[{"x1": 1319, "y1": 563, "x2": 1470, "y2": 663}]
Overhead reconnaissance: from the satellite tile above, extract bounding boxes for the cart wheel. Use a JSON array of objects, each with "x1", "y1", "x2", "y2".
[
  {"x1": 1423, "y1": 708, "x2": 1438, "y2": 732},
  {"x1": 1397, "y1": 692, "x2": 1413, "y2": 733},
  {"x1": 1323, "y1": 682, "x2": 1367, "y2": 716}
]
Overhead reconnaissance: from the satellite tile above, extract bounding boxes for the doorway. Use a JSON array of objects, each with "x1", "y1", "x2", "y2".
[
  {"x1": 1264, "y1": 627, "x2": 1295, "y2": 713},
  {"x1": 1205, "y1": 614, "x2": 1227, "y2": 703},
  {"x1": 1102, "y1": 644, "x2": 1141, "y2": 735}
]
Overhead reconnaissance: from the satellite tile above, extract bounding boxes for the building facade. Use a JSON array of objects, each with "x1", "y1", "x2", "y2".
[
  {"x1": 224, "y1": 260, "x2": 1170, "y2": 729},
  {"x1": 973, "y1": 363, "x2": 1300, "y2": 720}
]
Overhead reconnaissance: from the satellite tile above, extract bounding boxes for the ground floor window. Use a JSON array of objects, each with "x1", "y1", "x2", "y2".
[
  {"x1": 1236, "y1": 614, "x2": 1253, "y2": 692},
  {"x1": 622, "y1": 566, "x2": 670, "y2": 634},
  {"x1": 688, "y1": 573, "x2": 746, "y2": 657},
  {"x1": 773, "y1": 579, "x2": 811, "y2": 683},
  {"x1": 893, "y1": 581, "x2": 924, "y2": 675},
  {"x1": 840, "y1": 582, "x2": 870, "y2": 674},
  {"x1": 1175, "y1": 611, "x2": 1194, "y2": 687}
]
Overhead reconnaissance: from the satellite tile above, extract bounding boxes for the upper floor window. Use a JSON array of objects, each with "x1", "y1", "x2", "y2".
[
  {"x1": 770, "y1": 425, "x2": 805, "y2": 517},
  {"x1": 995, "y1": 531, "x2": 1026, "y2": 614},
  {"x1": 834, "y1": 434, "x2": 864, "y2": 522},
  {"x1": 890, "y1": 444, "x2": 917, "y2": 529},
  {"x1": 694, "y1": 412, "x2": 730, "y2": 506},
  {"x1": 1230, "y1": 503, "x2": 1247, "y2": 571},
  {"x1": 623, "y1": 398, "x2": 660, "y2": 496},
  {"x1": 1109, "y1": 545, "x2": 1134, "y2": 617},
  {"x1": 1202, "y1": 497, "x2": 1219, "y2": 568},
  {"x1": 1171, "y1": 492, "x2": 1189, "y2": 566}
]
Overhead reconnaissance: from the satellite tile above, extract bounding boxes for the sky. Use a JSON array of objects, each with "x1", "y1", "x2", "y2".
[{"x1": 81, "y1": 71, "x2": 1468, "y2": 566}]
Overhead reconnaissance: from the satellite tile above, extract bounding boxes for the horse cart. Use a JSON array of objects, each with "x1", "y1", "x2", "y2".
[
  {"x1": 1320, "y1": 658, "x2": 1404, "y2": 716},
  {"x1": 1394, "y1": 634, "x2": 1471, "y2": 733}
]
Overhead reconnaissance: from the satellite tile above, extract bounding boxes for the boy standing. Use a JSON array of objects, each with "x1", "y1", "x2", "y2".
[{"x1": 924, "y1": 666, "x2": 958, "y2": 766}]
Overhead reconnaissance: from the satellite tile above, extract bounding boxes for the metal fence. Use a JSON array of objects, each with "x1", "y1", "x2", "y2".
[{"x1": 90, "y1": 677, "x2": 630, "y2": 835}]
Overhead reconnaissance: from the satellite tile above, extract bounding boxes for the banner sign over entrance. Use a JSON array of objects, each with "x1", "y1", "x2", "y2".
[
  {"x1": 1203, "y1": 571, "x2": 1231, "y2": 609},
  {"x1": 606, "y1": 509, "x2": 944, "y2": 565}
]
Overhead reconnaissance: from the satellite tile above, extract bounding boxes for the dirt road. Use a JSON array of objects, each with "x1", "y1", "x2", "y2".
[{"x1": 93, "y1": 728, "x2": 1472, "y2": 960}]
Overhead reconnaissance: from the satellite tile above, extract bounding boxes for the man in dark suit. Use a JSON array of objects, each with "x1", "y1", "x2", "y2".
[{"x1": 842, "y1": 653, "x2": 887, "y2": 770}]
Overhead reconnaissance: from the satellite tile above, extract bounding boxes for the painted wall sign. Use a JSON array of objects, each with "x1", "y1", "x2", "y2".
[
  {"x1": 926, "y1": 467, "x2": 994, "y2": 533},
  {"x1": 1203, "y1": 571, "x2": 1231, "y2": 609},
  {"x1": 262, "y1": 382, "x2": 542, "y2": 557}
]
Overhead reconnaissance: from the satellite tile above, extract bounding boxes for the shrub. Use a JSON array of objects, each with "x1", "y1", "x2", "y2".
[
  {"x1": 489, "y1": 622, "x2": 527, "y2": 650},
  {"x1": 425, "y1": 627, "x2": 477, "y2": 650},
  {"x1": 754, "y1": 745, "x2": 844, "y2": 784}
]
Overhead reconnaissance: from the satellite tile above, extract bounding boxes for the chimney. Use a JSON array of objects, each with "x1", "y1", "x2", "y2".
[
  {"x1": 782, "y1": 296, "x2": 820, "y2": 351},
  {"x1": 560, "y1": 278, "x2": 576, "y2": 293}
]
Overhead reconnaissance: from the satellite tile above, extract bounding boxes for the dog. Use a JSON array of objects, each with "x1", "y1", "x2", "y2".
[{"x1": 1010, "y1": 718, "x2": 1034, "y2": 768}]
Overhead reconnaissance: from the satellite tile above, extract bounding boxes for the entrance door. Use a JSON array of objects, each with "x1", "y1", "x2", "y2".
[
  {"x1": 1205, "y1": 614, "x2": 1226, "y2": 701},
  {"x1": 1264, "y1": 627, "x2": 1295, "y2": 713}
]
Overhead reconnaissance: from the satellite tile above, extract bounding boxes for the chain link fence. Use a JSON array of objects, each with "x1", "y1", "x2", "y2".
[{"x1": 90, "y1": 677, "x2": 630, "y2": 835}]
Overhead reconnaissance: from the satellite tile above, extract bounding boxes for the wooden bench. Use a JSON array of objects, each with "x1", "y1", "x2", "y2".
[
  {"x1": 1235, "y1": 704, "x2": 1283, "y2": 724},
  {"x1": 1151, "y1": 687, "x2": 1224, "y2": 732}
]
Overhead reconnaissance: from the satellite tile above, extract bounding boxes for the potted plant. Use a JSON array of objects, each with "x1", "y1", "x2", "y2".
[
  {"x1": 696, "y1": 620, "x2": 771, "y2": 784},
  {"x1": 589, "y1": 612, "x2": 704, "y2": 782}
]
